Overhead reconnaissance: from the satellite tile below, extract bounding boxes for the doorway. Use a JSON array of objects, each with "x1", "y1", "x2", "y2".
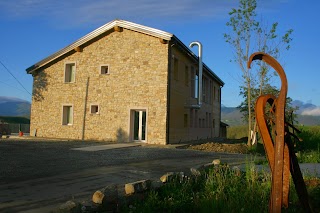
[{"x1": 131, "y1": 110, "x2": 147, "y2": 142}]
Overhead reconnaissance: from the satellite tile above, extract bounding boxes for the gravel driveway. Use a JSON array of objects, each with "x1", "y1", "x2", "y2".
[{"x1": 0, "y1": 139, "x2": 249, "y2": 212}]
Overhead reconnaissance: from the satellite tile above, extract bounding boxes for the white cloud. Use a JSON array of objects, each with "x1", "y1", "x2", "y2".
[
  {"x1": 1, "y1": 0, "x2": 291, "y2": 29},
  {"x1": 0, "y1": 0, "x2": 237, "y2": 27},
  {"x1": 301, "y1": 107, "x2": 320, "y2": 116}
]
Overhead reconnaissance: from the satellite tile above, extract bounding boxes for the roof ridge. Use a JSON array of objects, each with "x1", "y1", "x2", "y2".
[{"x1": 26, "y1": 19, "x2": 173, "y2": 73}]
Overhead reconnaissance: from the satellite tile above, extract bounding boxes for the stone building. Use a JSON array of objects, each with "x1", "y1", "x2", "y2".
[{"x1": 26, "y1": 19, "x2": 224, "y2": 145}]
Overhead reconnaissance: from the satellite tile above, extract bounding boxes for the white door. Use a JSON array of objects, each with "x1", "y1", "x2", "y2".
[{"x1": 132, "y1": 110, "x2": 146, "y2": 142}]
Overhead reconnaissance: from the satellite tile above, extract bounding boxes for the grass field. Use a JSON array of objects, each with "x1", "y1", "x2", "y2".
[{"x1": 227, "y1": 125, "x2": 320, "y2": 163}]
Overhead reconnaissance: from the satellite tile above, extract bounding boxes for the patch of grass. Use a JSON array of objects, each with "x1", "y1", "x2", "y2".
[
  {"x1": 122, "y1": 165, "x2": 263, "y2": 212},
  {"x1": 296, "y1": 126, "x2": 320, "y2": 163},
  {"x1": 296, "y1": 126, "x2": 320, "y2": 151},
  {"x1": 297, "y1": 147, "x2": 320, "y2": 163},
  {"x1": 228, "y1": 125, "x2": 320, "y2": 163},
  {"x1": 122, "y1": 162, "x2": 320, "y2": 213},
  {"x1": 227, "y1": 125, "x2": 248, "y2": 139},
  {"x1": 0, "y1": 116, "x2": 30, "y2": 124}
]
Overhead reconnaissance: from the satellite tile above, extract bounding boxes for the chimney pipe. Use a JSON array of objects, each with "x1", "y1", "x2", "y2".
[{"x1": 189, "y1": 41, "x2": 203, "y2": 107}]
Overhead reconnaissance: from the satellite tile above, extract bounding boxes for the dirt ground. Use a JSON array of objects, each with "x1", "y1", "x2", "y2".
[{"x1": 187, "y1": 139, "x2": 250, "y2": 154}]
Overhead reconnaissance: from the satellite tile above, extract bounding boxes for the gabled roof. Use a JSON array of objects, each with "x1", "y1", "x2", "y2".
[{"x1": 26, "y1": 19, "x2": 224, "y2": 86}]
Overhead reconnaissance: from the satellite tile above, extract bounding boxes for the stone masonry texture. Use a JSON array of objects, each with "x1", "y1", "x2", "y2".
[
  {"x1": 31, "y1": 28, "x2": 169, "y2": 144},
  {"x1": 30, "y1": 23, "x2": 223, "y2": 144}
]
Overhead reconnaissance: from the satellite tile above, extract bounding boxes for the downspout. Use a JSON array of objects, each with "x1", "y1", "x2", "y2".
[
  {"x1": 166, "y1": 43, "x2": 173, "y2": 145},
  {"x1": 81, "y1": 77, "x2": 89, "y2": 140},
  {"x1": 189, "y1": 41, "x2": 203, "y2": 107}
]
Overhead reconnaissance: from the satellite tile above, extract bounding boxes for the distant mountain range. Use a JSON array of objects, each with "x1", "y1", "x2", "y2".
[
  {"x1": 0, "y1": 96, "x2": 319, "y2": 126},
  {"x1": 0, "y1": 96, "x2": 31, "y2": 117},
  {"x1": 222, "y1": 101, "x2": 320, "y2": 126}
]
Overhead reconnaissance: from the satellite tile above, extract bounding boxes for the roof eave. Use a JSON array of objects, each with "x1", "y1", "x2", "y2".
[{"x1": 26, "y1": 19, "x2": 173, "y2": 74}]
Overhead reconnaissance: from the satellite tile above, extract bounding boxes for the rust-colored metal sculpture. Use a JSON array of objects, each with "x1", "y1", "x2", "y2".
[{"x1": 248, "y1": 52, "x2": 312, "y2": 213}]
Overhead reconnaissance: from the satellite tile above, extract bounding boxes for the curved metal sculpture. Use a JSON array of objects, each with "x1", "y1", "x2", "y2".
[{"x1": 248, "y1": 52, "x2": 312, "y2": 213}]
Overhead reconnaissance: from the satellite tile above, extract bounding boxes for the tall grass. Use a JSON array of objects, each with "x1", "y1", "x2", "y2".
[
  {"x1": 297, "y1": 126, "x2": 320, "y2": 150},
  {"x1": 227, "y1": 126, "x2": 248, "y2": 139},
  {"x1": 296, "y1": 126, "x2": 320, "y2": 163},
  {"x1": 122, "y1": 163, "x2": 320, "y2": 212},
  {"x1": 227, "y1": 125, "x2": 320, "y2": 163},
  {"x1": 123, "y1": 164, "x2": 272, "y2": 213}
]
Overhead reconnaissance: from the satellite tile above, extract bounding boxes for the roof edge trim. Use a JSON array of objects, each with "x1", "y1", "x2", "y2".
[{"x1": 26, "y1": 19, "x2": 173, "y2": 73}]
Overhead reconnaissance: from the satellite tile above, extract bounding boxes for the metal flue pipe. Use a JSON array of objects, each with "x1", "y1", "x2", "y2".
[{"x1": 189, "y1": 41, "x2": 203, "y2": 107}]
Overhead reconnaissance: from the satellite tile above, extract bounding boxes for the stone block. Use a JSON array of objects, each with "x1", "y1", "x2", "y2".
[
  {"x1": 59, "y1": 200, "x2": 79, "y2": 213},
  {"x1": 92, "y1": 190, "x2": 105, "y2": 204},
  {"x1": 190, "y1": 167, "x2": 201, "y2": 176},
  {"x1": 212, "y1": 159, "x2": 221, "y2": 165},
  {"x1": 150, "y1": 180, "x2": 163, "y2": 190},
  {"x1": 190, "y1": 162, "x2": 219, "y2": 176},
  {"x1": 160, "y1": 172, "x2": 184, "y2": 183},
  {"x1": 125, "y1": 179, "x2": 151, "y2": 195},
  {"x1": 91, "y1": 184, "x2": 119, "y2": 212}
]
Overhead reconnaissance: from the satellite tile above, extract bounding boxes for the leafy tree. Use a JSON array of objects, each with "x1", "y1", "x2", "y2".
[
  {"x1": 224, "y1": 0, "x2": 293, "y2": 147},
  {"x1": 238, "y1": 84, "x2": 298, "y2": 125}
]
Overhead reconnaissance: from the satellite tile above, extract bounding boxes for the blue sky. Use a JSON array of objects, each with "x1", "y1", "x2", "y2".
[{"x1": 0, "y1": 0, "x2": 319, "y2": 110}]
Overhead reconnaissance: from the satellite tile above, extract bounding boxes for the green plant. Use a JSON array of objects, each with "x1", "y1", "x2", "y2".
[
  {"x1": 227, "y1": 125, "x2": 248, "y2": 139},
  {"x1": 297, "y1": 147, "x2": 320, "y2": 163},
  {"x1": 296, "y1": 126, "x2": 320, "y2": 163},
  {"x1": 297, "y1": 126, "x2": 320, "y2": 151},
  {"x1": 122, "y1": 162, "x2": 319, "y2": 212}
]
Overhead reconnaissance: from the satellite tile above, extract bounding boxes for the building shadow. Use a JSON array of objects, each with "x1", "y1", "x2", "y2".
[
  {"x1": 32, "y1": 71, "x2": 48, "y2": 102},
  {"x1": 116, "y1": 127, "x2": 128, "y2": 142}
]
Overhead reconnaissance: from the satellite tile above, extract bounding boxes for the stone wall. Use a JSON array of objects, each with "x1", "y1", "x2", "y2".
[
  {"x1": 168, "y1": 46, "x2": 222, "y2": 143},
  {"x1": 30, "y1": 28, "x2": 169, "y2": 144}
]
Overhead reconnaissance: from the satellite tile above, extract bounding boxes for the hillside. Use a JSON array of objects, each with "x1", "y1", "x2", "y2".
[
  {"x1": 1, "y1": 96, "x2": 319, "y2": 126},
  {"x1": 0, "y1": 96, "x2": 31, "y2": 117},
  {"x1": 221, "y1": 103, "x2": 320, "y2": 126},
  {"x1": 221, "y1": 106, "x2": 244, "y2": 126}
]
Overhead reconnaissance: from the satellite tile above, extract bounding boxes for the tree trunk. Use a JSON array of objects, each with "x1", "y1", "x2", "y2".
[{"x1": 247, "y1": 81, "x2": 252, "y2": 147}]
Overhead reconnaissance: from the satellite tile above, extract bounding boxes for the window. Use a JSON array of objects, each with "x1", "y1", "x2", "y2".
[
  {"x1": 184, "y1": 114, "x2": 188, "y2": 128},
  {"x1": 202, "y1": 77, "x2": 208, "y2": 103},
  {"x1": 194, "y1": 72, "x2": 199, "y2": 98},
  {"x1": 62, "y1": 105, "x2": 73, "y2": 125},
  {"x1": 206, "y1": 112, "x2": 208, "y2": 128},
  {"x1": 173, "y1": 58, "x2": 179, "y2": 80},
  {"x1": 195, "y1": 110, "x2": 198, "y2": 128},
  {"x1": 90, "y1": 105, "x2": 99, "y2": 114},
  {"x1": 214, "y1": 86, "x2": 216, "y2": 100},
  {"x1": 100, "y1": 65, "x2": 109, "y2": 74},
  {"x1": 190, "y1": 66, "x2": 195, "y2": 97},
  {"x1": 64, "y1": 63, "x2": 76, "y2": 83},
  {"x1": 190, "y1": 109, "x2": 193, "y2": 128},
  {"x1": 184, "y1": 65, "x2": 189, "y2": 86},
  {"x1": 209, "y1": 81, "x2": 213, "y2": 104}
]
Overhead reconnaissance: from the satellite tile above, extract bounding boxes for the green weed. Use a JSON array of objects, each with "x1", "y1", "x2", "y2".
[{"x1": 227, "y1": 125, "x2": 248, "y2": 139}]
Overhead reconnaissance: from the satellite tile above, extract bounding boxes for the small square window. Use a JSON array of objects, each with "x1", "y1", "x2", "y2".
[
  {"x1": 90, "y1": 105, "x2": 99, "y2": 114},
  {"x1": 100, "y1": 65, "x2": 109, "y2": 74}
]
